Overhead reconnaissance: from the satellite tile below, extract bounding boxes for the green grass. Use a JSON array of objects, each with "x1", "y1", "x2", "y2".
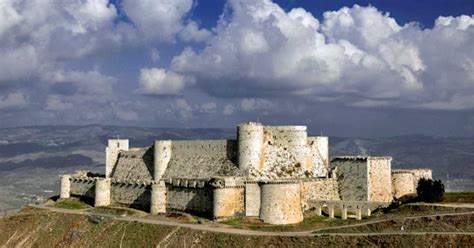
[
  {"x1": 54, "y1": 200, "x2": 90, "y2": 210},
  {"x1": 91, "y1": 206, "x2": 137, "y2": 216},
  {"x1": 442, "y1": 192, "x2": 474, "y2": 203}
]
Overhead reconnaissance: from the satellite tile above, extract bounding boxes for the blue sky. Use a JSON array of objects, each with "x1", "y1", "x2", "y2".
[{"x1": 0, "y1": 0, "x2": 473, "y2": 137}]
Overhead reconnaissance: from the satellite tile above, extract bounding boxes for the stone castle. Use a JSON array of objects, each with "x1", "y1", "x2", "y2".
[{"x1": 59, "y1": 123, "x2": 432, "y2": 224}]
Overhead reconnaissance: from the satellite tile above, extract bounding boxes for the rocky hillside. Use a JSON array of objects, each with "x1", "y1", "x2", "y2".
[
  {"x1": 0, "y1": 207, "x2": 472, "y2": 247},
  {"x1": 0, "y1": 125, "x2": 473, "y2": 210}
]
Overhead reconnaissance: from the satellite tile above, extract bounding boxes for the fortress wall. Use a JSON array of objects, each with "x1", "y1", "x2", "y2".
[
  {"x1": 111, "y1": 184, "x2": 151, "y2": 210},
  {"x1": 259, "y1": 182, "x2": 304, "y2": 224},
  {"x1": 245, "y1": 183, "x2": 261, "y2": 216},
  {"x1": 170, "y1": 140, "x2": 235, "y2": 157},
  {"x1": 165, "y1": 185, "x2": 213, "y2": 216},
  {"x1": 112, "y1": 148, "x2": 154, "y2": 181},
  {"x1": 213, "y1": 187, "x2": 245, "y2": 219},
  {"x1": 367, "y1": 157, "x2": 392, "y2": 202},
  {"x1": 106, "y1": 139, "x2": 129, "y2": 178},
  {"x1": 332, "y1": 159, "x2": 368, "y2": 201},
  {"x1": 392, "y1": 172, "x2": 415, "y2": 199},
  {"x1": 301, "y1": 178, "x2": 340, "y2": 210},
  {"x1": 307, "y1": 137, "x2": 329, "y2": 177},
  {"x1": 70, "y1": 179, "x2": 95, "y2": 199},
  {"x1": 163, "y1": 140, "x2": 239, "y2": 179},
  {"x1": 238, "y1": 123, "x2": 264, "y2": 172}
]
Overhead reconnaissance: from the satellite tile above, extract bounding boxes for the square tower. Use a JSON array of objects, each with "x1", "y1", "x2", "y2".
[
  {"x1": 105, "y1": 139, "x2": 129, "y2": 178},
  {"x1": 331, "y1": 156, "x2": 392, "y2": 202}
]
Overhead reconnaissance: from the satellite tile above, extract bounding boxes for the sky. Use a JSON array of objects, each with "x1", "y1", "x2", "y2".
[{"x1": 0, "y1": 0, "x2": 473, "y2": 137}]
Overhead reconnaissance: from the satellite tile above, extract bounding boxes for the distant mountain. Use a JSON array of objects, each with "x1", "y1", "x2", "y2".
[{"x1": 0, "y1": 126, "x2": 472, "y2": 210}]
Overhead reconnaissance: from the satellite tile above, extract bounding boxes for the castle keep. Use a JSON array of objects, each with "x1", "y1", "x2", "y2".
[{"x1": 59, "y1": 123, "x2": 432, "y2": 224}]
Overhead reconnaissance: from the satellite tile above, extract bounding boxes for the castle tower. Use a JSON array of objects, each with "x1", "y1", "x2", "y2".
[
  {"x1": 275, "y1": 126, "x2": 308, "y2": 166},
  {"x1": 259, "y1": 181, "x2": 303, "y2": 224},
  {"x1": 105, "y1": 139, "x2": 129, "y2": 178},
  {"x1": 150, "y1": 181, "x2": 167, "y2": 214},
  {"x1": 59, "y1": 175, "x2": 71, "y2": 199},
  {"x1": 237, "y1": 122, "x2": 264, "y2": 172},
  {"x1": 153, "y1": 140, "x2": 172, "y2": 181},
  {"x1": 391, "y1": 170, "x2": 415, "y2": 199},
  {"x1": 94, "y1": 178, "x2": 111, "y2": 207}
]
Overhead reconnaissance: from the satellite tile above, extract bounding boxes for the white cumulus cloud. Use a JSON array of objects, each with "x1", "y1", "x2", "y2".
[
  {"x1": 138, "y1": 68, "x2": 185, "y2": 96},
  {"x1": 170, "y1": 0, "x2": 474, "y2": 110}
]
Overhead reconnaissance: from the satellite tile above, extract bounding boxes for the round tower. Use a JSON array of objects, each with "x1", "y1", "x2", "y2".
[
  {"x1": 59, "y1": 175, "x2": 71, "y2": 199},
  {"x1": 150, "y1": 181, "x2": 167, "y2": 214},
  {"x1": 153, "y1": 140, "x2": 172, "y2": 181},
  {"x1": 281, "y1": 126, "x2": 308, "y2": 165},
  {"x1": 391, "y1": 170, "x2": 415, "y2": 199},
  {"x1": 95, "y1": 178, "x2": 111, "y2": 207},
  {"x1": 237, "y1": 123, "x2": 264, "y2": 172},
  {"x1": 259, "y1": 181, "x2": 303, "y2": 224}
]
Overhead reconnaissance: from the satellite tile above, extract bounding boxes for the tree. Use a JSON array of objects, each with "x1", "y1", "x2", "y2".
[{"x1": 416, "y1": 178, "x2": 445, "y2": 203}]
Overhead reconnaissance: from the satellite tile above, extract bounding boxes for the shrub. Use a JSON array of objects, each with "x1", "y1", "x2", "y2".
[{"x1": 416, "y1": 178, "x2": 445, "y2": 203}]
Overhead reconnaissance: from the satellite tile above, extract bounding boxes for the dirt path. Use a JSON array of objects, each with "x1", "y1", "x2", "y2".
[{"x1": 27, "y1": 205, "x2": 474, "y2": 237}]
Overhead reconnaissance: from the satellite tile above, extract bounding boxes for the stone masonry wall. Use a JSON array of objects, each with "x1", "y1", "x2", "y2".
[
  {"x1": 250, "y1": 126, "x2": 319, "y2": 180},
  {"x1": 259, "y1": 182, "x2": 304, "y2": 224},
  {"x1": 392, "y1": 172, "x2": 415, "y2": 199},
  {"x1": 106, "y1": 139, "x2": 129, "y2": 178},
  {"x1": 111, "y1": 184, "x2": 151, "y2": 210},
  {"x1": 245, "y1": 183, "x2": 261, "y2": 216},
  {"x1": 213, "y1": 187, "x2": 245, "y2": 219},
  {"x1": 70, "y1": 179, "x2": 95, "y2": 199},
  {"x1": 411, "y1": 169, "x2": 433, "y2": 188},
  {"x1": 392, "y1": 169, "x2": 433, "y2": 194},
  {"x1": 301, "y1": 178, "x2": 340, "y2": 210},
  {"x1": 367, "y1": 157, "x2": 392, "y2": 202},
  {"x1": 112, "y1": 148, "x2": 153, "y2": 181},
  {"x1": 163, "y1": 140, "x2": 241, "y2": 179},
  {"x1": 332, "y1": 159, "x2": 368, "y2": 201},
  {"x1": 307, "y1": 137, "x2": 329, "y2": 177},
  {"x1": 165, "y1": 185, "x2": 213, "y2": 216}
]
